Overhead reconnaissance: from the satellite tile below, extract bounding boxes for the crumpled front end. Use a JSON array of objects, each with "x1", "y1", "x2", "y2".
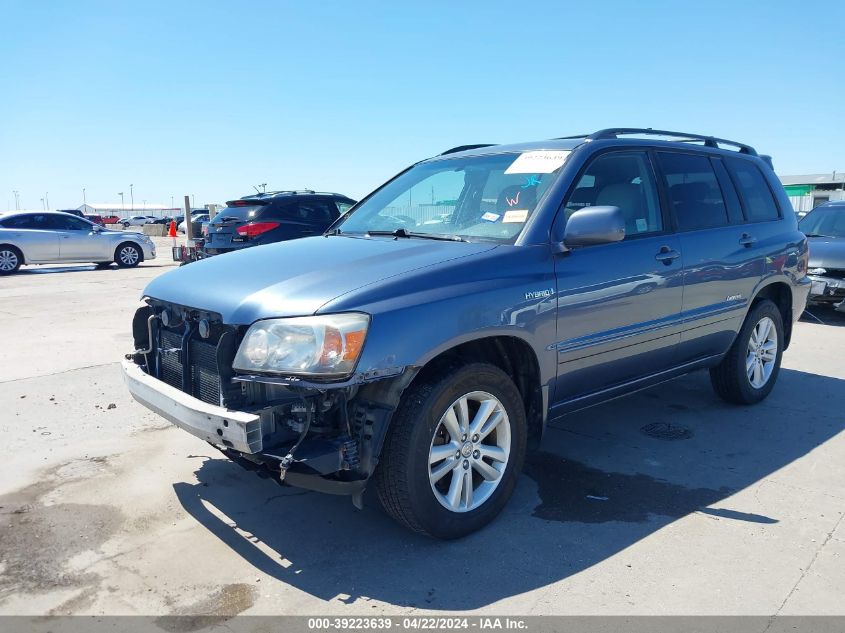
[{"x1": 122, "y1": 301, "x2": 414, "y2": 501}]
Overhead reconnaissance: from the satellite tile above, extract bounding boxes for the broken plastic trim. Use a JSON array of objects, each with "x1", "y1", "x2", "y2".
[{"x1": 232, "y1": 366, "x2": 407, "y2": 389}]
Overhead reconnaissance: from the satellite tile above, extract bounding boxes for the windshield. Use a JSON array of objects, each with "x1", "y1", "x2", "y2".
[
  {"x1": 337, "y1": 151, "x2": 569, "y2": 243},
  {"x1": 799, "y1": 205, "x2": 845, "y2": 238}
]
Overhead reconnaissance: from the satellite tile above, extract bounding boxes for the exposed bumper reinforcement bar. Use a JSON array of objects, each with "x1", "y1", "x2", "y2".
[
  {"x1": 219, "y1": 447, "x2": 367, "y2": 496},
  {"x1": 121, "y1": 358, "x2": 264, "y2": 454}
]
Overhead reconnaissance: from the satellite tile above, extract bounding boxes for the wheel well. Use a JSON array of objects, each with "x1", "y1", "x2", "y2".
[
  {"x1": 115, "y1": 241, "x2": 144, "y2": 262},
  {"x1": 0, "y1": 244, "x2": 24, "y2": 264},
  {"x1": 752, "y1": 282, "x2": 792, "y2": 348},
  {"x1": 414, "y1": 337, "x2": 544, "y2": 446}
]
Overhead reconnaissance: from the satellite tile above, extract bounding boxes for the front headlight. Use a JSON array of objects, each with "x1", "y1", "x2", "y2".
[{"x1": 232, "y1": 313, "x2": 369, "y2": 377}]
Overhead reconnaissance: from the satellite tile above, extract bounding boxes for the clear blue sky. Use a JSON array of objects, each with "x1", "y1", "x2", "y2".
[{"x1": 1, "y1": 0, "x2": 843, "y2": 211}]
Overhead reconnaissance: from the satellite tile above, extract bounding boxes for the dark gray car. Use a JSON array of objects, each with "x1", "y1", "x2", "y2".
[
  {"x1": 800, "y1": 201, "x2": 845, "y2": 310},
  {"x1": 123, "y1": 128, "x2": 810, "y2": 538}
]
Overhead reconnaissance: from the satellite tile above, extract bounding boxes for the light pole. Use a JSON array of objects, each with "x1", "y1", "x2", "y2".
[
  {"x1": 45, "y1": 192, "x2": 49, "y2": 210},
  {"x1": 12, "y1": 190, "x2": 19, "y2": 210},
  {"x1": 82, "y1": 187, "x2": 87, "y2": 209},
  {"x1": 40, "y1": 198, "x2": 45, "y2": 210},
  {"x1": 118, "y1": 192, "x2": 125, "y2": 218},
  {"x1": 130, "y1": 184, "x2": 134, "y2": 215}
]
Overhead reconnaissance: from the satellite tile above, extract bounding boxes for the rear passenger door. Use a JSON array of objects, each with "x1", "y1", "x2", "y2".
[
  {"x1": 0, "y1": 214, "x2": 60, "y2": 262},
  {"x1": 551, "y1": 150, "x2": 684, "y2": 405},
  {"x1": 656, "y1": 151, "x2": 773, "y2": 362}
]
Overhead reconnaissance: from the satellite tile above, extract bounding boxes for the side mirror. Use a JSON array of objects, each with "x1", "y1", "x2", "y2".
[
  {"x1": 563, "y1": 205, "x2": 625, "y2": 247},
  {"x1": 91, "y1": 224, "x2": 103, "y2": 233}
]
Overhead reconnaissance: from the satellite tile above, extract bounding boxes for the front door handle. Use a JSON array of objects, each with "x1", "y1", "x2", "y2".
[
  {"x1": 739, "y1": 233, "x2": 757, "y2": 247},
  {"x1": 655, "y1": 246, "x2": 680, "y2": 265}
]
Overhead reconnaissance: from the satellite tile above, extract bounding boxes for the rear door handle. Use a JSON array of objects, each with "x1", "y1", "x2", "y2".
[
  {"x1": 655, "y1": 246, "x2": 680, "y2": 264},
  {"x1": 739, "y1": 233, "x2": 757, "y2": 247}
]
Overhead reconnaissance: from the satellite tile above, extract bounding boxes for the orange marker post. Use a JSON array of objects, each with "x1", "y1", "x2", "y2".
[{"x1": 169, "y1": 219, "x2": 177, "y2": 250}]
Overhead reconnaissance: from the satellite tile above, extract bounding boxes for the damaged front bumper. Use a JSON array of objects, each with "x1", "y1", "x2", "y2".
[
  {"x1": 807, "y1": 275, "x2": 845, "y2": 311},
  {"x1": 122, "y1": 355, "x2": 412, "y2": 499}
]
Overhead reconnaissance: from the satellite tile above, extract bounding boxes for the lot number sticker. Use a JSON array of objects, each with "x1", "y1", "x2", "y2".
[
  {"x1": 503, "y1": 209, "x2": 529, "y2": 223},
  {"x1": 505, "y1": 150, "x2": 570, "y2": 174}
]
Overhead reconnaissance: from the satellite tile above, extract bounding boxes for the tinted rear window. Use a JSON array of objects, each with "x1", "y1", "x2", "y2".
[
  {"x1": 726, "y1": 158, "x2": 780, "y2": 222},
  {"x1": 657, "y1": 152, "x2": 729, "y2": 231},
  {"x1": 213, "y1": 205, "x2": 266, "y2": 222}
]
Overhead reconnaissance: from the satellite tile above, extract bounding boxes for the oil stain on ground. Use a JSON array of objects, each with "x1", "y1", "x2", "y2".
[
  {"x1": 523, "y1": 452, "x2": 732, "y2": 523},
  {"x1": 0, "y1": 476, "x2": 122, "y2": 601},
  {"x1": 155, "y1": 583, "x2": 258, "y2": 632}
]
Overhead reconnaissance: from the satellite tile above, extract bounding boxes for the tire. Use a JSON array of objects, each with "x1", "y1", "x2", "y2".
[
  {"x1": 115, "y1": 243, "x2": 141, "y2": 268},
  {"x1": 374, "y1": 362, "x2": 527, "y2": 539},
  {"x1": 0, "y1": 245, "x2": 22, "y2": 275},
  {"x1": 710, "y1": 299, "x2": 784, "y2": 405}
]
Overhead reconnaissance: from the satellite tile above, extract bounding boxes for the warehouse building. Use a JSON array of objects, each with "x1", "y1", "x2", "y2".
[
  {"x1": 779, "y1": 173, "x2": 845, "y2": 214},
  {"x1": 77, "y1": 203, "x2": 178, "y2": 219}
]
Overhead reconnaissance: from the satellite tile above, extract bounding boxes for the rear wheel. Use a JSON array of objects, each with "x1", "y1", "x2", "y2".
[
  {"x1": 710, "y1": 299, "x2": 783, "y2": 405},
  {"x1": 0, "y1": 246, "x2": 22, "y2": 275},
  {"x1": 375, "y1": 363, "x2": 527, "y2": 539},
  {"x1": 115, "y1": 243, "x2": 141, "y2": 268}
]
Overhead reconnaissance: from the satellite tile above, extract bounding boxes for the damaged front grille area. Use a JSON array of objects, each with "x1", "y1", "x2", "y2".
[{"x1": 148, "y1": 305, "x2": 233, "y2": 407}]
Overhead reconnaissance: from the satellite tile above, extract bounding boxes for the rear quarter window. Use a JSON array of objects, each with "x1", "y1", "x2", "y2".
[{"x1": 726, "y1": 158, "x2": 780, "y2": 222}]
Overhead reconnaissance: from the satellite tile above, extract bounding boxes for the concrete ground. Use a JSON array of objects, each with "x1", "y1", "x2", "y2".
[{"x1": 0, "y1": 245, "x2": 843, "y2": 616}]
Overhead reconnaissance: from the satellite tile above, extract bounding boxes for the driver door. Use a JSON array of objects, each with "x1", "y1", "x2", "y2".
[
  {"x1": 550, "y1": 150, "x2": 685, "y2": 407},
  {"x1": 49, "y1": 215, "x2": 107, "y2": 261}
]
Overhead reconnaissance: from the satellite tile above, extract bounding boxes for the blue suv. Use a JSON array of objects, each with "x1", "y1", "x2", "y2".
[{"x1": 123, "y1": 129, "x2": 810, "y2": 538}]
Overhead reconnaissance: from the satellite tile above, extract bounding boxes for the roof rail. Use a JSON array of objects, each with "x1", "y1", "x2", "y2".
[
  {"x1": 439, "y1": 144, "x2": 497, "y2": 156},
  {"x1": 578, "y1": 128, "x2": 757, "y2": 155}
]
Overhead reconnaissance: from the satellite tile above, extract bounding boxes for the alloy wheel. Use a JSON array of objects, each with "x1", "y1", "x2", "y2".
[
  {"x1": 119, "y1": 246, "x2": 139, "y2": 266},
  {"x1": 0, "y1": 249, "x2": 19, "y2": 272},
  {"x1": 428, "y1": 391, "x2": 511, "y2": 513},
  {"x1": 746, "y1": 316, "x2": 778, "y2": 389}
]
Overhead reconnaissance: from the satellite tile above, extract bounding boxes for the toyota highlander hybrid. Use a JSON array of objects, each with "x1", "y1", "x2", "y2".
[{"x1": 122, "y1": 129, "x2": 810, "y2": 538}]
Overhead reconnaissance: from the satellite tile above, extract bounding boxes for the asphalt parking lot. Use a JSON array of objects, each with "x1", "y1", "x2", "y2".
[{"x1": 1, "y1": 244, "x2": 843, "y2": 616}]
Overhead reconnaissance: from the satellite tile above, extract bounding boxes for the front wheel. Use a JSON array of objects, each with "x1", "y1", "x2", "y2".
[
  {"x1": 115, "y1": 243, "x2": 141, "y2": 268},
  {"x1": 375, "y1": 363, "x2": 527, "y2": 539},
  {"x1": 710, "y1": 299, "x2": 784, "y2": 405}
]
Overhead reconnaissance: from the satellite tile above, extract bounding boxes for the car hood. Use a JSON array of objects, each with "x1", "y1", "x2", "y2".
[
  {"x1": 143, "y1": 235, "x2": 498, "y2": 324},
  {"x1": 807, "y1": 236, "x2": 845, "y2": 270}
]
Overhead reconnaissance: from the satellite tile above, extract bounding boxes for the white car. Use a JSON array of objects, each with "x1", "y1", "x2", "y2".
[
  {"x1": 178, "y1": 213, "x2": 209, "y2": 234},
  {"x1": 0, "y1": 211, "x2": 156, "y2": 274},
  {"x1": 120, "y1": 215, "x2": 157, "y2": 228}
]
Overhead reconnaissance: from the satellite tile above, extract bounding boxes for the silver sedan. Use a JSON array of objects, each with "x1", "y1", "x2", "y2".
[{"x1": 0, "y1": 211, "x2": 156, "y2": 275}]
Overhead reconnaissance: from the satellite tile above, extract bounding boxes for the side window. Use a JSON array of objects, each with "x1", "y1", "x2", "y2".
[
  {"x1": 711, "y1": 158, "x2": 745, "y2": 224},
  {"x1": 50, "y1": 215, "x2": 92, "y2": 230},
  {"x1": 562, "y1": 151, "x2": 663, "y2": 237},
  {"x1": 1, "y1": 214, "x2": 35, "y2": 229},
  {"x1": 336, "y1": 200, "x2": 354, "y2": 216},
  {"x1": 295, "y1": 199, "x2": 337, "y2": 223},
  {"x1": 725, "y1": 158, "x2": 780, "y2": 222},
  {"x1": 657, "y1": 152, "x2": 729, "y2": 231}
]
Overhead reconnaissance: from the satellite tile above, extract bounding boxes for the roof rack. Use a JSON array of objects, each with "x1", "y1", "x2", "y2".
[
  {"x1": 439, "y1": 144, "x2": 497, "y2": 156},
  {"x1": 563, "y1": 128, "x2": 757, "y2": 155}
]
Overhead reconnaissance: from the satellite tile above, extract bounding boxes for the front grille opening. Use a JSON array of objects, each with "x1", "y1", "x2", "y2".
[{"x1": 156, "y1": 322, "x2": 230, "y2": 406}]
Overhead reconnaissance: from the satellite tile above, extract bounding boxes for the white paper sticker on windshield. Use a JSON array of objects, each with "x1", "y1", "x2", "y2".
[
  {"x1": 504, "y1": 150, "x2": 570, "y2": 174},
  {"x1": 503, "y1": 209, "x2": 529, "y2": 223},
  {"x1": 481, "y1": 212, "x2": 500, "y2": 222}
]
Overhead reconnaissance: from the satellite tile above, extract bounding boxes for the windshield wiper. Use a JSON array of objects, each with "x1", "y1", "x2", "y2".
[{"x1": 366, "y1": 228, "x2": 466, "y2": 242}]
